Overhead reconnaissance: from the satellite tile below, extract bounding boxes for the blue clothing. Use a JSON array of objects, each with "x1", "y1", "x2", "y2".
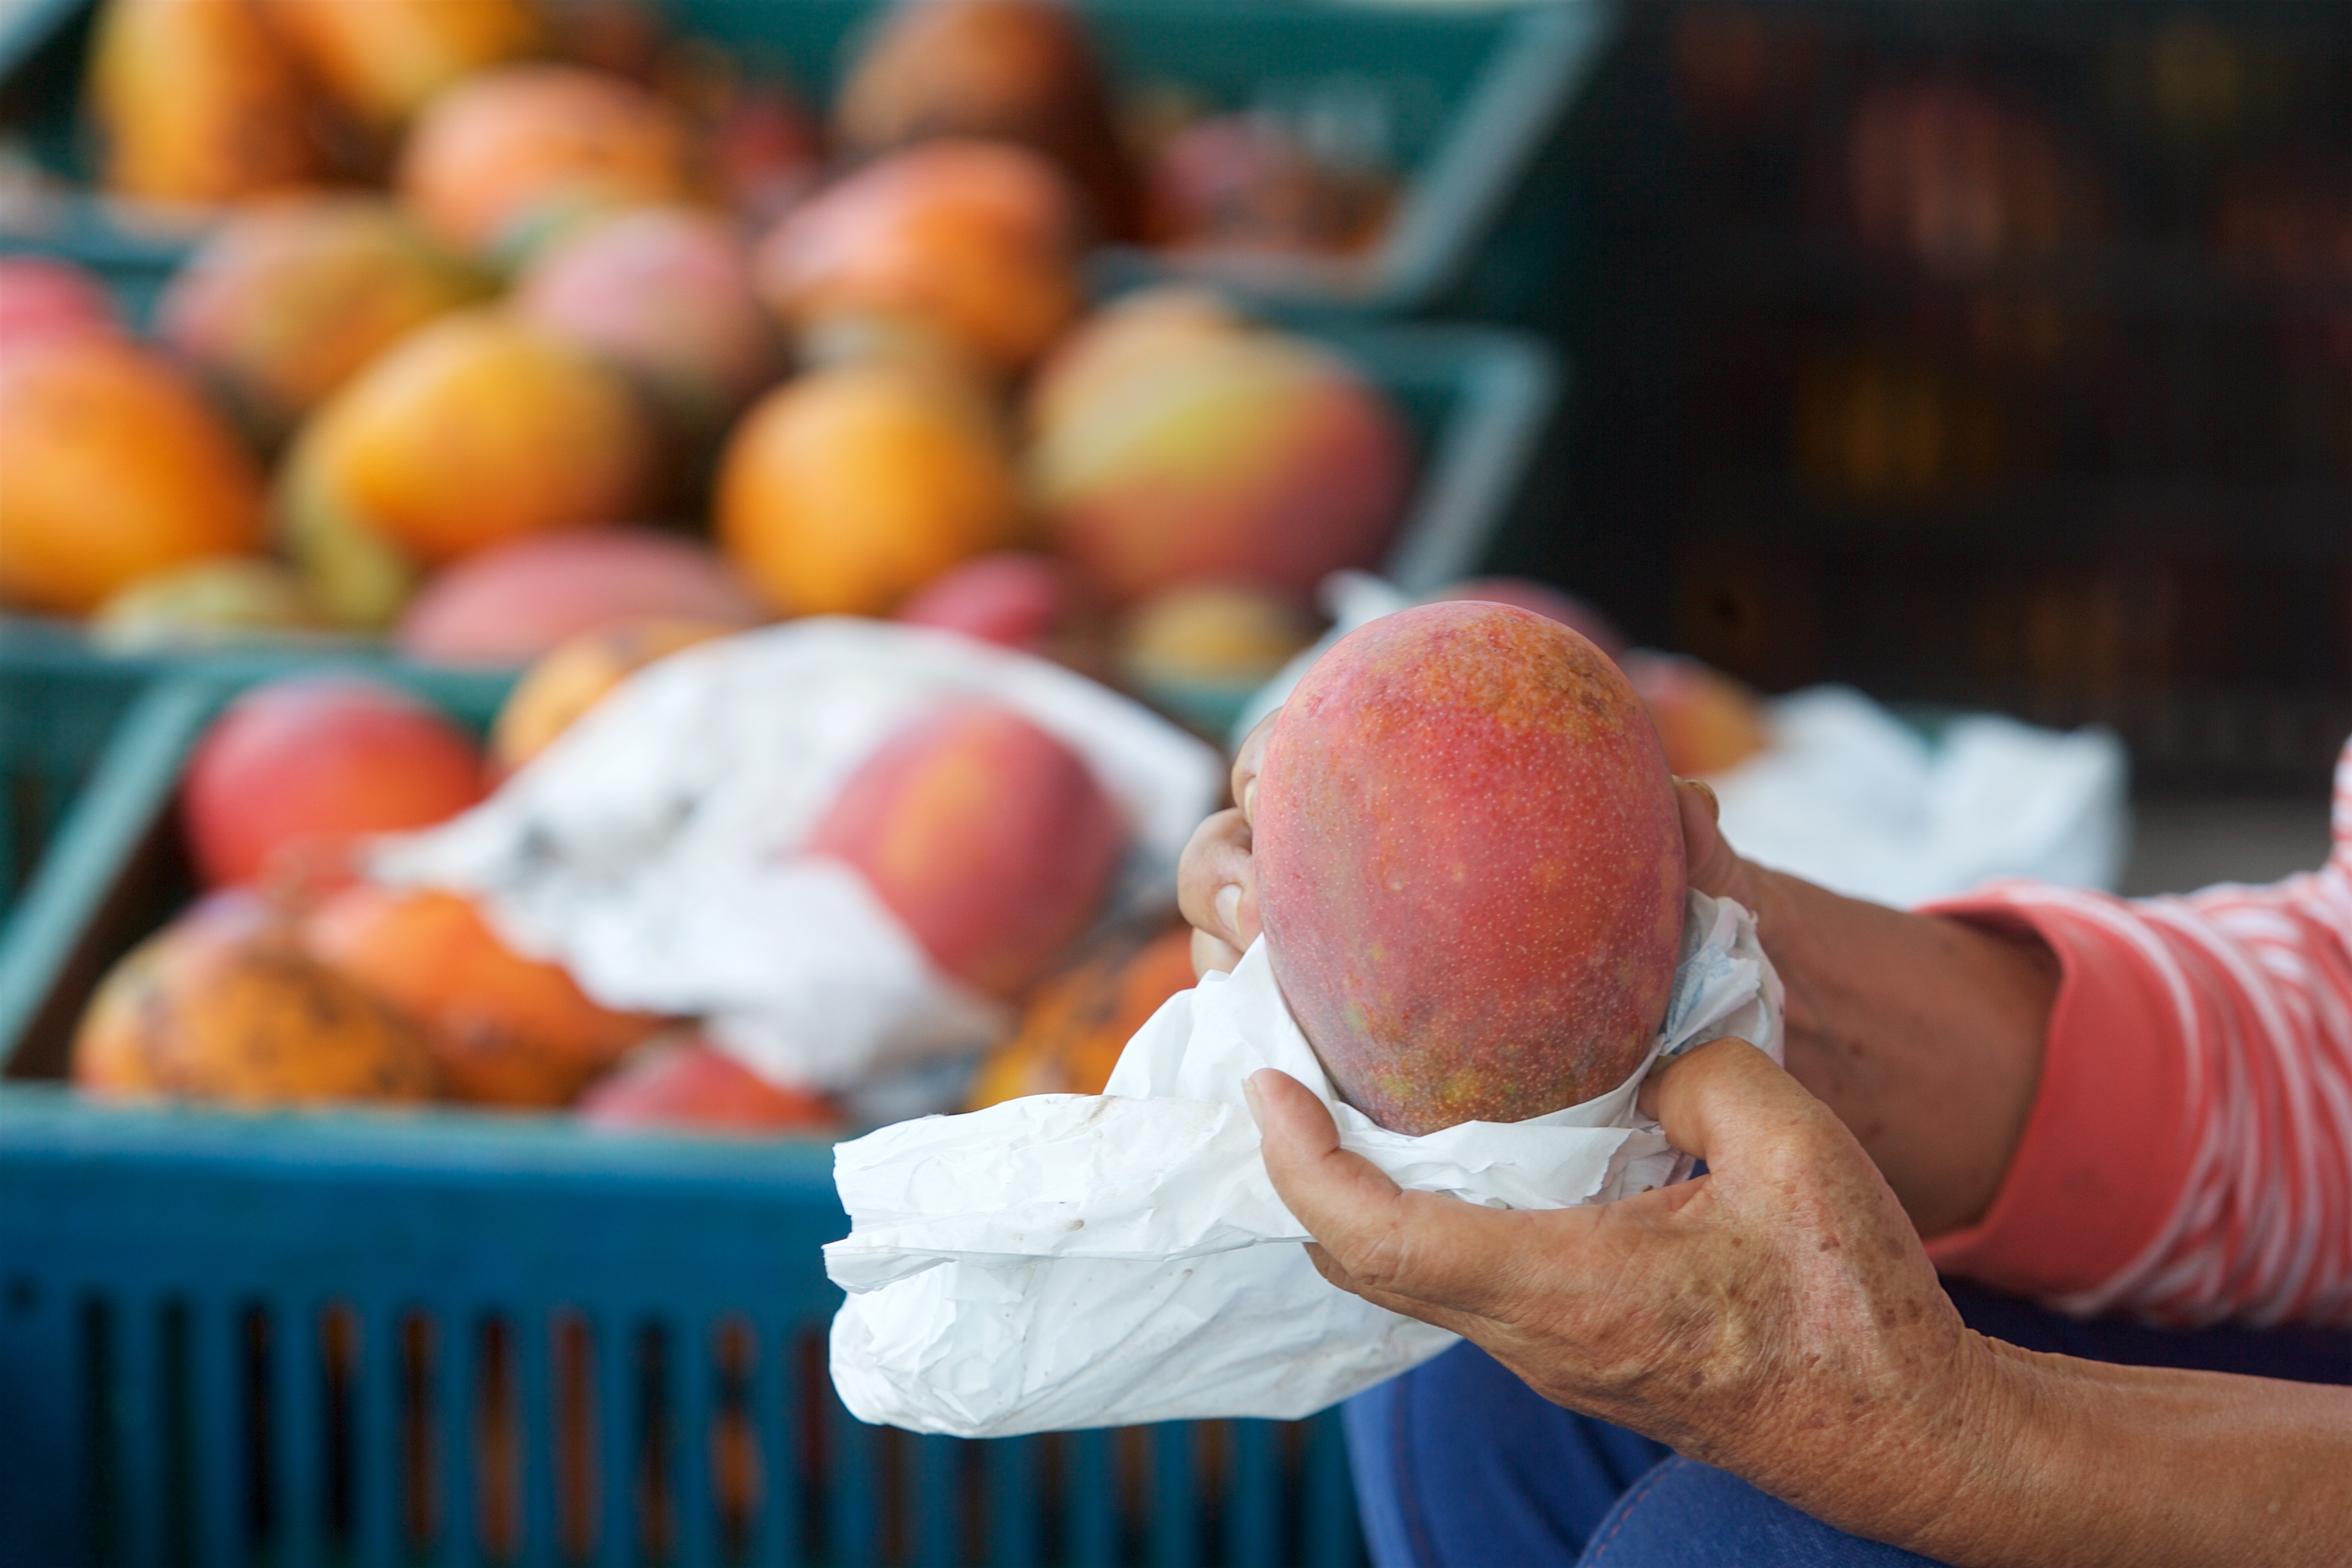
[{"x1": 1345, "y1": 1280, "x2": 2352, "y2": 1567}]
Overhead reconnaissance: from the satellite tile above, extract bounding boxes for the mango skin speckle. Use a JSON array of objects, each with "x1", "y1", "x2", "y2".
[{"x1": 1255, "y1": 601, "x2": 1686, "y2": 1134}]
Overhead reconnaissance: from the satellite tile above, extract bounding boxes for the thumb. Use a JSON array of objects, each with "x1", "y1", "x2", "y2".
[
  {"x1": 1248, "y1": 1069, "x2": 1547, "y2": 1315},
  {"x1": 1676, "y1": 777, "x2": 1749, "y2": 901},
  {"x1": 1641, "y1": 1037, "x2": 1824, "y2": 1174}
]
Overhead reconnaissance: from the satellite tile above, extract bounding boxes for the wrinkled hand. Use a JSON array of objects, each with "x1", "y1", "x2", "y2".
[
  {"x1": 1246, "y1": 1041, "x2": 2014, "y2": 1553},
  {"x1": 1178, "y1": 713, "x2": 1759, "y2": 978}
]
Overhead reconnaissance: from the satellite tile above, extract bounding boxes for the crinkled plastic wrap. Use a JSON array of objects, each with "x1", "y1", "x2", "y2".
[
  {"x1": 373, "y1": 620, "x2": 1225, "y2": 1091},
  {"x1": 826, "y1": 890, "x2": 1782, "y2": 1436}
]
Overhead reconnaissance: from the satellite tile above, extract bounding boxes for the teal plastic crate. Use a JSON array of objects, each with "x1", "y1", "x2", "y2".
[
  {"x1": 0, "y1": 636, "x2": 157, "y2": 926},
  {"x1": 0, "y1": 665, "x2": 1370, "y2": 1567},
  {"x1": 0, "y1": 0, "x2": 1612, "y2": 317}
]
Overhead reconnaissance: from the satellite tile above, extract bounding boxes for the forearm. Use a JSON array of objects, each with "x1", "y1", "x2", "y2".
[
  {"x1": 1743, "y1": 865, "x2": 2055, "y2": 1236},
  {"x1": 1888, "y1": 1339, "x2": 2352, "y2": 1567}
]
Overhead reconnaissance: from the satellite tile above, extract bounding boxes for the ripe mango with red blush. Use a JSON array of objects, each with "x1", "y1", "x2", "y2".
[
  {"x1": 1253, "y1": 601, "x2": 1686, "y2": 1134},
  {"x1": 805, "y1": 703, "x2": 1121, "y2": 999},
  {"x1": 1621, "y1": 652, "x2": 1771, "y2": 778},
  {"x1": 157, "y1": 195, "x2": 487, "y2": 441},
  {"x1": 395, "y1": 527, "x2": 763, "y2": 667},
  {"x1": 513, "y1": 207, "x2": 783, "y2": 440},
  {"x1": 833, "y1": 0, "x2": 1136, "y2": 237},
  {"x1": 893, "y1": 552, "x2": 1080, "y2": 654},
  {"x1": 1029, "y1": 318, "x2": 1412, "y2": 604},
  {"x1": 579, "y1": 1037, "x2": 842, "y2": 1135},
  {"x1": 754, "y1": 139, "x2": 1083, "y2": 377},
  {"x1": 0, "y1": 256, "x2": 119, "y2": 350},
  {"x1": 181, "y1": 677, "x2": 485, "y2": 889},
  {"x1": 399, "y1": 64, "x2": 702, "y2": 264}
]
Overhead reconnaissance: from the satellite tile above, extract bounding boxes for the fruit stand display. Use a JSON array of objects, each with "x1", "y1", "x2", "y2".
[
  {"x1": 0, "y1": 305, "x2": 1557, "y2": 1556},
  {"x1": 0, "y1": 0, "x2": 1611, "y2": 318},
  {"x1": 0, "y1": 267, "x2": 1563, "y2": 1568},
  {"x1": 0, "y1": 5, "x2": 1602, "y2": 1564},
  {"x1": 0, "y1": 660, "x2": 1366, "y2": 1568}
]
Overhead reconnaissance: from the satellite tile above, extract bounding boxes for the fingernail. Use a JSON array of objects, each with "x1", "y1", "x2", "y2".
[
  {"x1": 1215, "y1": 884, "x2": 1242, "y2": 938},
  {"x1": 1683, "y1": 777, "x2": 1720, "y2": 822},
  {"x1": 1242, "y1": 1072, "x2": 1265, "y2": 1126},
  {"x1": 1242, "y1": 780, "x2": 1257, "y2": 820}
]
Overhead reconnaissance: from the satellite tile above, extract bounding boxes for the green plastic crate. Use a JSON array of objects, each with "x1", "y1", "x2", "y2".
[
  {"x1": 0, "y1": 638, "x2": 156, "y2": 928},
  {"x1": 0, "y1": 0, "x2": 1612, "y2": 317},
  {"x1": 0, "y1": 663, "x2": 1371, "y2": 1567}
]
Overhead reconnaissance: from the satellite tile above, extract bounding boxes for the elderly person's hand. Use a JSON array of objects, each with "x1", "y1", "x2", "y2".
[{"x1": 1249, "y1": 1041, "x2": 2352, "y2": 1566}]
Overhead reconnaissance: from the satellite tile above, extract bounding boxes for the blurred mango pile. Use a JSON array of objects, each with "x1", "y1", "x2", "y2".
[
  {"x1": 67, "y1": 664, "x2": 1222, "y2": 1136},
  {"x1": 0, "y1": 0, "x2": 1422, "y2": 718}
]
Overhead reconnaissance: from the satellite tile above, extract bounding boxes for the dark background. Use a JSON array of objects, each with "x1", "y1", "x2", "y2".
[{"x1": 1481, "y1": 0, "x2": 2352, "y2": 797}]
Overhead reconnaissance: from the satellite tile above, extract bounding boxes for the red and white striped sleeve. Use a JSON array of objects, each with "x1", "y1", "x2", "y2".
[{"x1": 1915, "y1": 740, "x2": 2352, "y2": 1328}]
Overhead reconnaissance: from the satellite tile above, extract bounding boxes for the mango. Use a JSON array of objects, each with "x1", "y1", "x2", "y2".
[
  {"x1": 87, "y1": 0, "x2": 322, "y2": 203},
  {"x1": 92, "y1": 558, "x2": 326, "y2": 651},
  {"x1": 834, "y1": 0, "x2": 1136, "y2": 237},
  {"x1": 1116, "y1": 582, "x2": 1317, "y2": 734},
  {"x1": 183, "y1": 677, "x2": 485, "y2": 888},
  {"x1": 277, "y1": 446, "x2": 426, "y2": 629},
  {"x1": 75, "y1": 889, "x2": 277, "y2": 1095},
  {"x1": 1118, "y1": 583, "x2": 1317, "y2": 689},
  {"x1": 753, "y1": 139, "x2": 1083, "y2": 376},
  {"x1": 1023, "y1": 285, "x2": 1238, "y2": 437},
  {"x1": 489, "y1": 614, "x2": 738, "y2": 773},
  {"x1": 0, "y1": 336, "x2": 266, "y2": 615},
  {"x1": 716, "y1": 361, "x2": 1022, "y2": 616},
  {"x1": 1253, "y1": 601, "x2": 1685, "y2": 1134},
  {"x1": 969, "y1": 921, "x2": 1194, "y2": 1106},
  {"x1": 513, "y1": 206, "x2": 783, "y2": 437},
  {"x1": 1621, "y1": 652, "x2": 1771, "y2": 778},
  {"x1": 157, "y1": 195, "x2": 487, "y2": 440},
  {"x1": 577, "y1": 1037, "x2": 842, "y2": 1134},
  {"x1": 1029, "y1": 320, "x2": 1412, "y2": 603},
  {"x1": 264, "y1": 0, "x2": 540, "y2": 131},
  {"x1": 805, "y1": 703, "x2": 1120, "y2": 998},
  {"x1": 306, "y1": 884, "x2": 660, "y2": 1107},
  {"x1": 75, "y1": 893, "x2": 436, "y2": 1106},
  {"x1": 0, "y1": 256, "x2": 120, "y2": 349},
  {"x1": 399, "y1": 64, "x2": 701, "y2": 262},
  {"x1": 1434, "y1": 578, "x2": 1627, "y2": 661},
  {"x1": 280, "y1": 311, "x2": 656, "y2": 579},
  {"x1": 395, "y1": 526, "x2": 763, "y2": 666},
  {"x1": 893, "y1": 551, "x2": 1077, "y2": 654}
]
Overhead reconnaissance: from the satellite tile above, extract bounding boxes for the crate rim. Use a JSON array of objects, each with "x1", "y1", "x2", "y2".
[{"x1": 0, "y1": 1078, "x2": 842, "y2": 1187}]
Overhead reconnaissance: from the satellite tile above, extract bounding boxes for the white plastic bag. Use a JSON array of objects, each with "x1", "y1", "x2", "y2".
[
  {"x1": 373, "y1": 619, "x2": 1226, "y2": 1092},
  {"x1": 826, "y1": 890, "x2": 1781, "y2": 1436},
  {"x1": 1706, "y1": 687, "x2": 2128, "y2": 905}
]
